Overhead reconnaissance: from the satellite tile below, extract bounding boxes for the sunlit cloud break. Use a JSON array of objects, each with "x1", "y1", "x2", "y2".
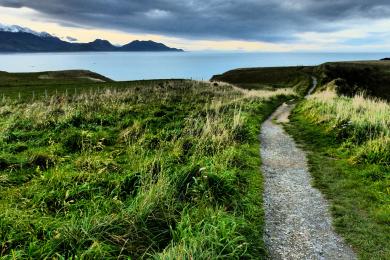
[{"x1": 0, "y1": 0, "x2": 390, "y2": 51}]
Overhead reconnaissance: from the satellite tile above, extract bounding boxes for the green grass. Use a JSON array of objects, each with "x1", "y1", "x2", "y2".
[
  {"x1": 0, "y1": 74, "x2": 294, "y2": 259},
  {"x1": 211, "y1": 66, "x2": 314, "y2": 96},
  {"x1": 0, "y1": 70, "x2": 113, "y2": 85},
  {"x1": 6, "y1": 61, "x2": 389, "y2": 259},
  {"x1": 211, "y1": 61, "x2": 390, "y2": 101},
  {"x1": 300, "y1": 91, "x2": 389, "y2": 165},
  {"x1": 0, "y1": 70, "x2": 189, "y2": 101},
  {"x1": 315, "y1": 61, "x2": 390, "y2": 101},
  {"x1": 286, "y1": 101, "x2": 390, "y2": 260}
]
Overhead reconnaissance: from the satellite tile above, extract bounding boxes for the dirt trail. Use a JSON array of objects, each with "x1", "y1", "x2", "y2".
[{"x1": 260, "y1": 79, "x2": 356, "y2": 259}]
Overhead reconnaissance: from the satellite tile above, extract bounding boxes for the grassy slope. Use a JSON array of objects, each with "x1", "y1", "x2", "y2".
[
  {"x1": 211, "y1": 61, "x2": 390, "y2": 101},
  {"x1": 0, "y1": 70, "x2": 189, "y2": 102},
  {"x1": 211, "y1": 66, "x2": 314, "y2": 96},
  {"x1": 286, "y1": 100, "x2": 389, "y2": 259},
  {"x1": 212, "y1": 61, "x2": 390, "y2": 259},
  {"x1": 0, "y1": 70, "x2": 112, "y2": 101},
  {"x1": 315, "y1": 61, "x2": 390, "y2": 101},
  {"x1": 0, "y1": 71, "x2": 295, "y2": 258},
  {"x1": 0, "y1": 70, "x2": 113, "y2": 85}
]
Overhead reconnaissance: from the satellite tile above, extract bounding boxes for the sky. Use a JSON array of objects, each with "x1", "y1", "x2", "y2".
[{"x1": 1, "y1": 0, "x2": 390, "y2": 51}]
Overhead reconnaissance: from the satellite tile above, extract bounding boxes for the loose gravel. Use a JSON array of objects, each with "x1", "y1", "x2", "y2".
[{"x1": 260, "y1": 79, "x2": 356, "y2": 259}]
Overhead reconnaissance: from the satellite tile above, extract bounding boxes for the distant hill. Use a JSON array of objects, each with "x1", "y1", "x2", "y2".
[
  {"x1": 212, "y1": 61, "x2": 390, "y2": 101},
  {"x1": 0, "y1": 24, "x2": 183, "y2": 52},
  {"x1": 315, "y1": 61, "x2": 390, "y2": 101},
  {"x1": 211, "y1": 66, "x2": 314, "y2": 95},
  {"x1": 0, "y1": 70, "x2": 113, "y2": 86},
  {"x1": 120, "y1": 40, "x2": 179, "y2": 51}
]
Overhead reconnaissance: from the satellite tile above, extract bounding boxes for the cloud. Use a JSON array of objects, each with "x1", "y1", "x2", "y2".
[
  {"x1": 65, "y1": 36, "x2": 78, "y2": 42},
  {"x1": 1, "y1": 0, "x2": 390, "y2": 44},
  {"x1": 144, "y1": 9, "x2": 171, "y2": 19}
]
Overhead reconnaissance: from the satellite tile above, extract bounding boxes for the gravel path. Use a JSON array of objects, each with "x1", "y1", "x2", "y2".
[{"x1": 260, "y1": 79, "x2": 356, "y2": 259}]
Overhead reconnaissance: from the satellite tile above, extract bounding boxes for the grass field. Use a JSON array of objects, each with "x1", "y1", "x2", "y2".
[
  {"x1": 211, "y1": 66, "x2": 313, "y2": 96},
  {"x1": 2, "y1": 60, "x2": 389, "y2": 259},
  {"x1": 286, "y1": 90, "x2": 390, "y2": 259},
  {"x1": 0, "y1": 71, "x2": 295, "y2": 258},
  {"x1": 0, "y1": 70, "x2": 185, "y2": 101}
]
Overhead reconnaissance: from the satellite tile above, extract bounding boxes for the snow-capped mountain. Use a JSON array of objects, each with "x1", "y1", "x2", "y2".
[
  {"x1": 0, "y1": 23, "x2": 53, "y2": 38},
  {"x1": 0, "y1": 23, "x2": 183, "y2": 52}
]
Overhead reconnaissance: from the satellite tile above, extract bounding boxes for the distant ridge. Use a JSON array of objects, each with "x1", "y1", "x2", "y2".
[{"x1": 0, "y1": 23, "x2": 183, "y2": 52}]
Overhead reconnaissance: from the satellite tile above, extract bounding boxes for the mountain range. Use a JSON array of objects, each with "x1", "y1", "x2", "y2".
[{"x1": 0, "y1": 24, "x2": 183, "y2": 52}]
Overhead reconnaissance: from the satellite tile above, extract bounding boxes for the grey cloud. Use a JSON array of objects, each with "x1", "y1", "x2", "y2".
[
  {"x1": 66, "y1": 36, "x2": 78, "y2": 42},
  {"x1": 1, "y1": 0, "x2": 390, "y2": 42}
]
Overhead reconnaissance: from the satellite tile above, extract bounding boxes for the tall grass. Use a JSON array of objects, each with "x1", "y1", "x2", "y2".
[
  {"x1": 0, "y1": 80, "x2": 293, "y2": 258},
  {"x1": 301, "y1": 90, "x2": 390, "y2": 165},
  {"x1": 289, "y1": 89, "x2": 390, "y2": 259}
]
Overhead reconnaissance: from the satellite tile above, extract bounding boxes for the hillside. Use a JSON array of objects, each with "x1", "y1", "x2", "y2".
[
  {"x1": 0, "y1": 70, "x2": 113, "y2": 86},
  {"x1": 211, "y1": 66, "x2": 314, "y2": 96},
  {"x1": 314, "y1": 61, "x2": 390, "y2": 101},
  {"x1": 211, "y1": 61, "x2": 390, "y2": 101}
]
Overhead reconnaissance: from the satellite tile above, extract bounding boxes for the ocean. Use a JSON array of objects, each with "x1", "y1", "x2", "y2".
[{"x1": 0, "y1": 51, "x2": 387, "y2": 80}]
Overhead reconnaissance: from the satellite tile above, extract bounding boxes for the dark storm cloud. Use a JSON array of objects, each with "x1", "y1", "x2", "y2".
[{"x1": 1, "y1": 0, "x2": 390, "y2": 41}]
